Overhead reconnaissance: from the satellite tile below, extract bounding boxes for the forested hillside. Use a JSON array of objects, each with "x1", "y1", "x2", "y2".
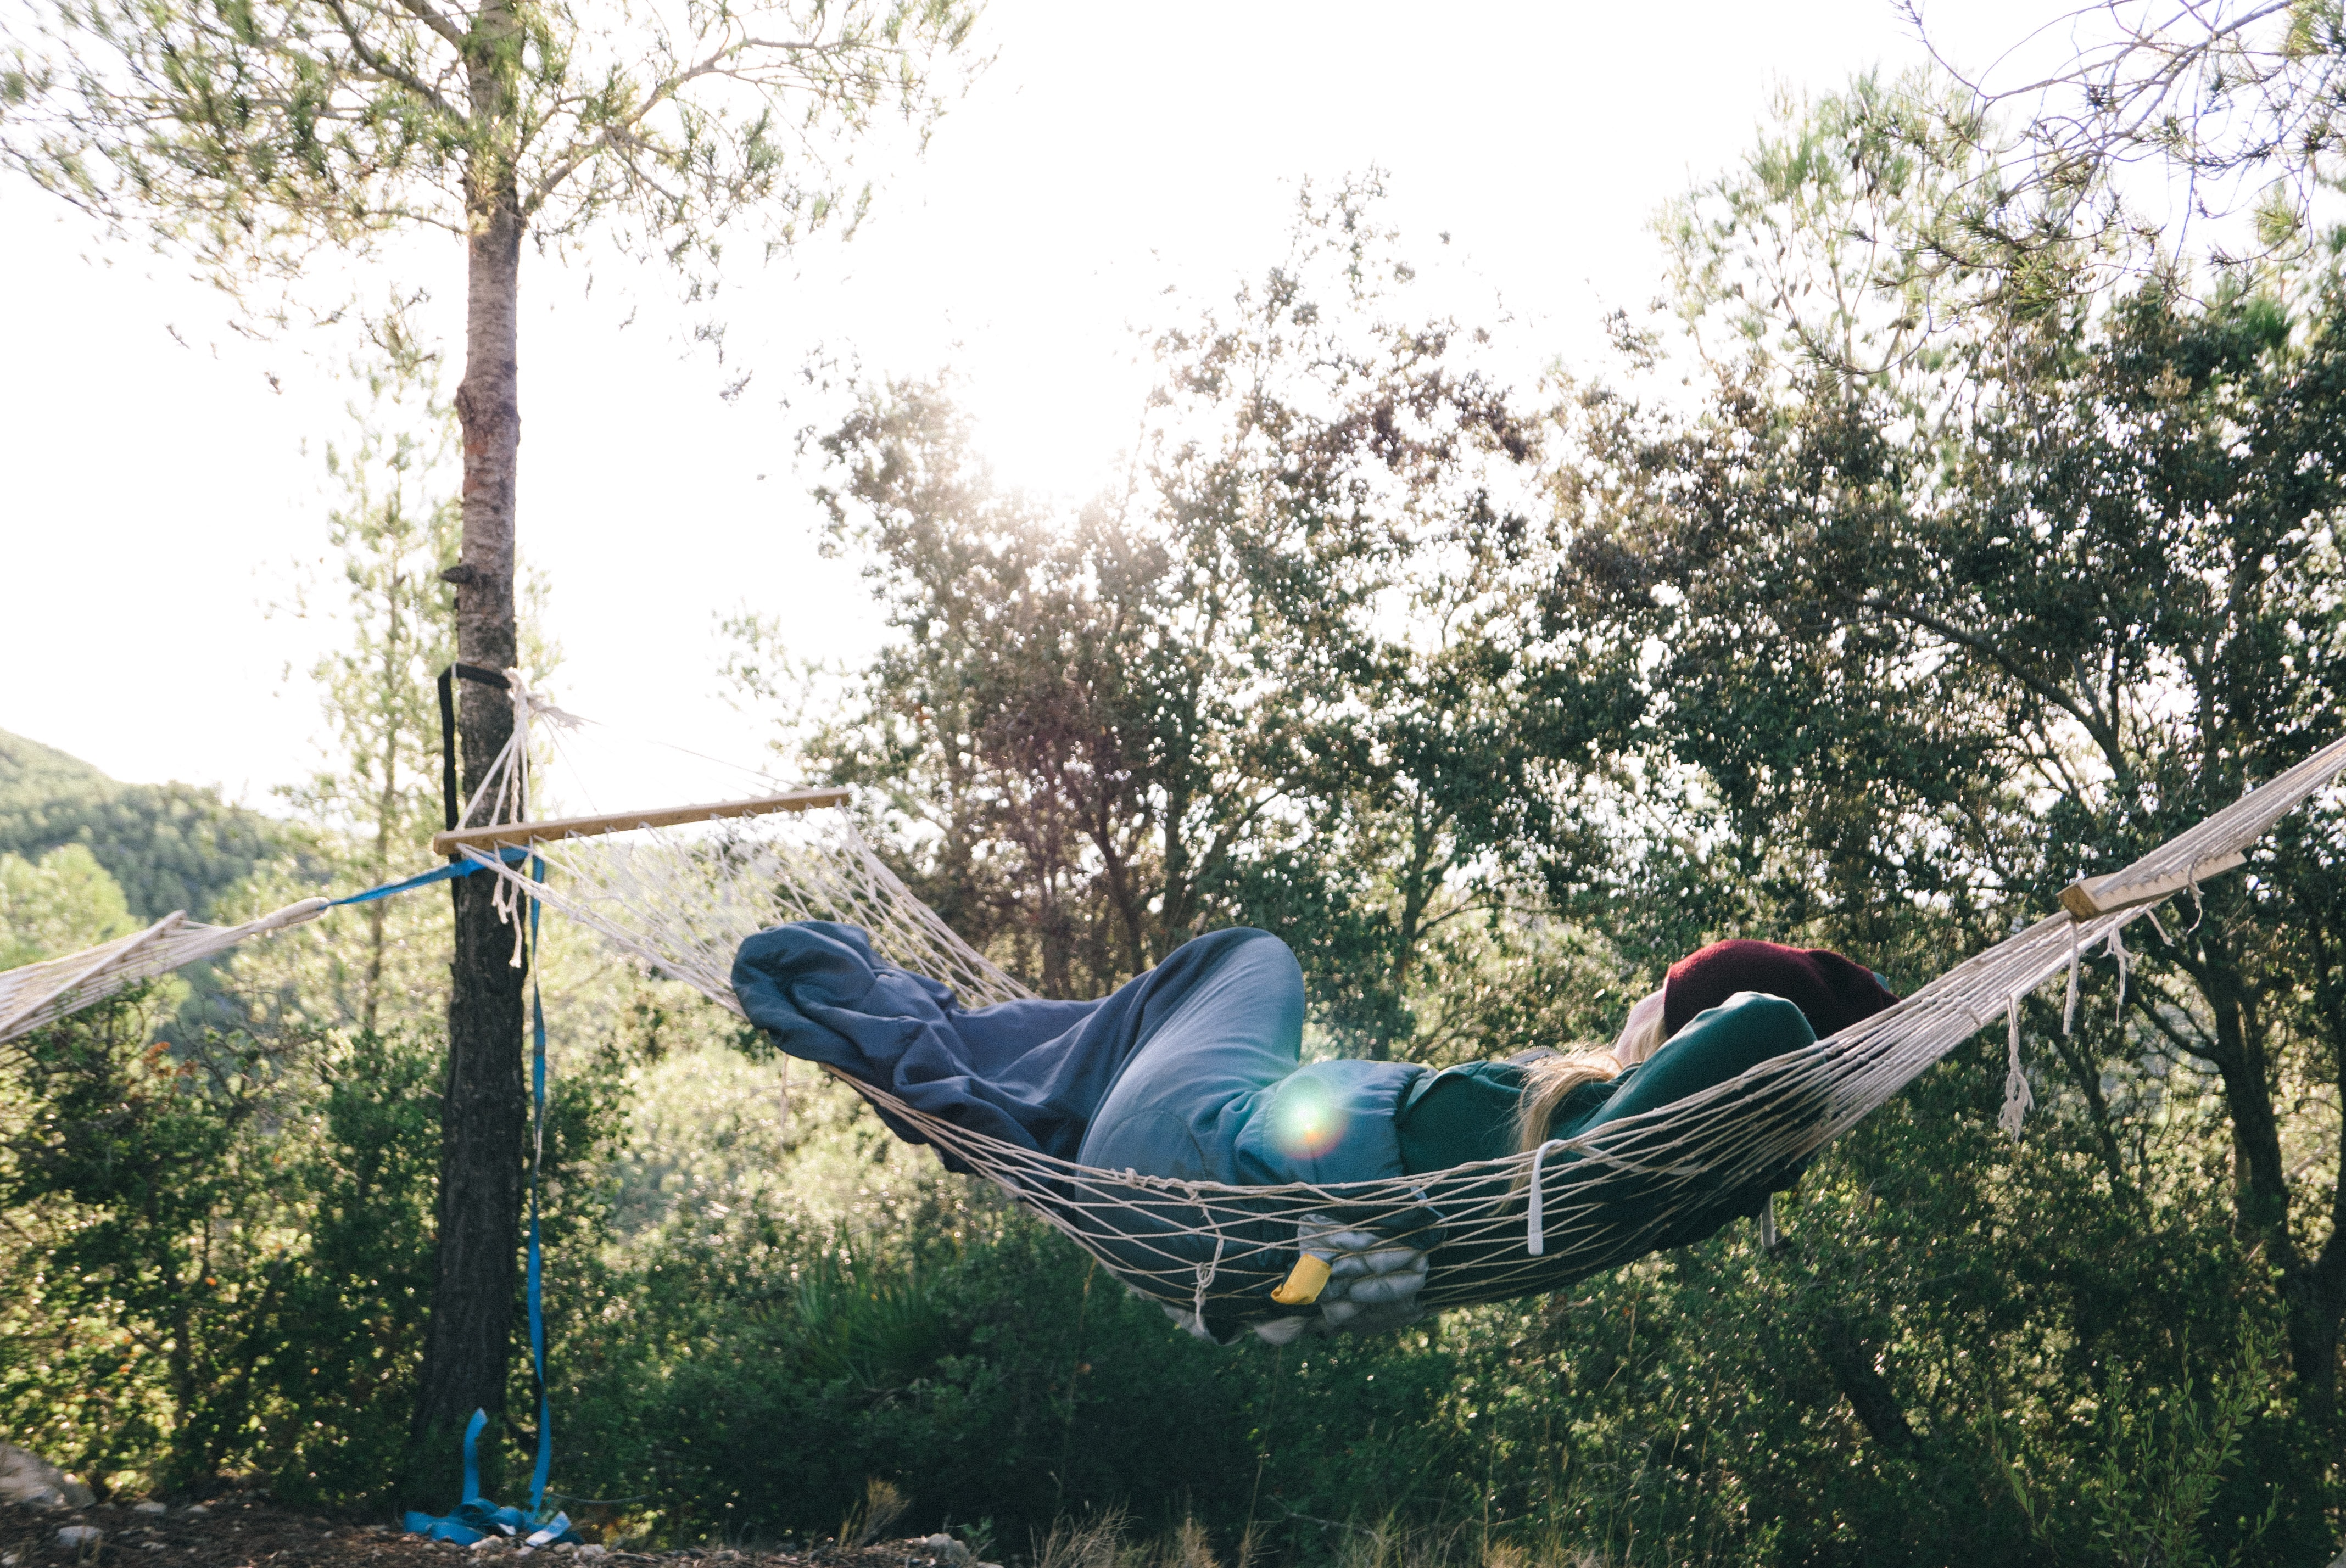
[{"x1": 0, "y1": 730, "x2": 286, "y2": 923}]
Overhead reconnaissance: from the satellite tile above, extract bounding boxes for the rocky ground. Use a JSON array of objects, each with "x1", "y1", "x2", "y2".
[{"x1": 0, "y1": 1498, "x2": 971, "y2": 1568}]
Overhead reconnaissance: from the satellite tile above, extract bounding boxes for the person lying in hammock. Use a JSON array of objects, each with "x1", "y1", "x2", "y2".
[{"x1": 732, "y1": 925, "x2": 1897, "y2": 1337}]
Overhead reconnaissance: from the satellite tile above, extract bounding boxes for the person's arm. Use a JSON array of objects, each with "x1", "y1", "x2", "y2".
[{"x1": 1582, "y1": 992, "x2": 1816, "y2": 1130}]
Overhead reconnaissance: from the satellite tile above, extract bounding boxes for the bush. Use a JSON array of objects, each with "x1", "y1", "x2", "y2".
[
  {"x1": 0, "y1": 989, "x2": 623, "y2": 1511},
  {"x1": 537, "y1": 1028, "x2": 2322, "y2": 1565}
]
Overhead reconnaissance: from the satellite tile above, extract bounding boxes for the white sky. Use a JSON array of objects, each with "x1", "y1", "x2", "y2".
[{"x1": 0, "y1": 0, "x2": 2055, "y2": 818}]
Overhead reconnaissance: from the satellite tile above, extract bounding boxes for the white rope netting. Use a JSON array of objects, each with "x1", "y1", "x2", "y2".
[
  {"x1": 471, "y1": 808, "x2": 1034, "y2": 1013},
  {"x1": 0, "y1": 674, "x2": 594, "y2": 1053},
  {"x1": 0, "y1": 898, "x2": 331, "y2": 1049},
  {"x1": 451, "y1": 730, "x2": 2346, "y2": 1330}
]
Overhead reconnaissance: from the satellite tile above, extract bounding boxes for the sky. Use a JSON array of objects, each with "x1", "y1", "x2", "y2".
[{"x1": 0, "y1": 0, "x2": 2058, "y2": 816}]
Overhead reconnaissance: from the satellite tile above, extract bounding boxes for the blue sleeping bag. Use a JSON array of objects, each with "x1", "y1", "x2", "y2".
[{"x1": 729, "y1": 922, "x2": 1420, "y2": 1184}]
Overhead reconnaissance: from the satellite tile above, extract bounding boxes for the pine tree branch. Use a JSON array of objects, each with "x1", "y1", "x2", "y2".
[
  {"x1": 390, "y1": 0, "x2": 467, "y2": 54},
  {"x1": 322, "y1": 0, "x2": 463, "y2": 124},
  {"x1": 520, "y1": 28, "x2": 883, "y2": 213}
]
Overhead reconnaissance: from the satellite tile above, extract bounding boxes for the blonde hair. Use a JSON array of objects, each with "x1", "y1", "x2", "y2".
[
  {"x1": 1612, "y1": 986, "x2": 1668, "y2": 1066},
  {"x1": 1512, "y1": 1050, "x2": 1624, "y2": 1155}
]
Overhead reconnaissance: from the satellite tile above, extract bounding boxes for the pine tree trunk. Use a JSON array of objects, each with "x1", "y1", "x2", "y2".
[{"x1": 407, "y1": 184, "x2": 527, "y2": 1500}]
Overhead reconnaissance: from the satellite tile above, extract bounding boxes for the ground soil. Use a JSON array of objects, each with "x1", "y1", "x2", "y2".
[{"x1": 0, "y1": 1498, "x2": 956, "y2": 1568}]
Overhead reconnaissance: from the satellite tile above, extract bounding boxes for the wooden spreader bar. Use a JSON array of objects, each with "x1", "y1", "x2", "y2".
[
  {"x1": 2058, "y1": 849, "x2": 2247, "y2": 921},
  {"x1": 430, "y1": 787, "x2": 850, "y2": 858}
]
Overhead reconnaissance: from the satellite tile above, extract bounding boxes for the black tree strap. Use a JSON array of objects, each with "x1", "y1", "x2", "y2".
[{"x1": 438, "y1": 663, "x2": 514, "y2": 844}]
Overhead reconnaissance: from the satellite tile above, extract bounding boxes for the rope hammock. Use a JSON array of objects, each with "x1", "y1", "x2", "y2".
[
  {"x1": 0, "y1": 897, "x2": 331, "y2": 1047},
  {"x1": 437, "y1": 730, "x2": 2346, "y2": 1336},
  {"x1": 10, "y1": 699, "x2": 2346, "y2": 1335},
  {"x1": 0, "y1": 669, "x2": 607, "y2": 1053},
  {"x1": 0, "y1": 851, "x2": 543, "y2": 1053}
]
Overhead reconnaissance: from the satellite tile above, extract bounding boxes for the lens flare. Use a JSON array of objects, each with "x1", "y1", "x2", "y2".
[{"x1": 1274, "y1": 1080, "x2": 1347, "y2": 1160}]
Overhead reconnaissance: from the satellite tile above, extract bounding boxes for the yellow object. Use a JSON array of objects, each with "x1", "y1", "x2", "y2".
[{"x1": 1270, "y1": 1253, "x2": 1332, "y2": 1306}]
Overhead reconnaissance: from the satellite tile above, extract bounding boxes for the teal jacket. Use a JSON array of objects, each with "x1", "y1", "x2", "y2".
[{"x1": 1393, "y1": 992, "x2": 1818, "y2": 1173}]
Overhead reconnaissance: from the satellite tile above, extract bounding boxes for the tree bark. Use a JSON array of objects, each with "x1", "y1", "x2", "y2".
[
  {"x1": 361, "y1": 579, "x2": 405, "y2": 1036},
  {"x1": 407, "y1": 178, "x2": 526, "y2": 1499},
  {"x1": 1816, "y1": 1313, "x2": 1918, "y2": 1454}
]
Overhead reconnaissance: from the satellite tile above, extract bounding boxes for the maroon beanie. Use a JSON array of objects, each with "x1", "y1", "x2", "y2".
[{"x1": 1661, "y1": 939, "x2": 1900, "y2": 1044}]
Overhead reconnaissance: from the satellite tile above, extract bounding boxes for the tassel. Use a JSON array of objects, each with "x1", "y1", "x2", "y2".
[
  {"x1": 2000, "y1": 995, "x2": 2034, "y2": 1139},
  {"x1": 1526, "y1": 1139, "x2": 1563, "y2": 1256},
  {"x1": 2108, "y1": 925, "x2": 2130, "y2": 1012},
  {"x1": 2062, "y1": 922, "x2": 2082, "y2": 1036}
]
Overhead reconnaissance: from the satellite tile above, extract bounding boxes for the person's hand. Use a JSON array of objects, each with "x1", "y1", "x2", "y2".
[{"x1": 1288, "y1": 1214, "x2": 1431, "y2": 1335}]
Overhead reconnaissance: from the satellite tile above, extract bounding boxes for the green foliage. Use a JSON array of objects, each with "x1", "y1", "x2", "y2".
[
  {"x1": 499, "y1": 1022, "x2": 2315, "y2": 1561},
  {"x1": 280, "y1": 317, "x2": 462, "y2": 878},
  {"x1": 553, "y1": 1068, "x2": 1269, "y2": 1544},
  {"x1": 1657, "y1": 70, "x2": 2029, "y2": 378},
  {"x1": 0, "y1": 988, "x2": 254, "y2": 1486},
  {"x1": 769, "y1": 178, "x2": 1570, "y2": 1060},
  {"x1": 248, "y1": 317, "x2": 462, "y2": 1038},
  {"x1": 0, "y1": 888, "x2": 2324, "y2": 1560},
  {"x1": 0, "y1": 979, "x2": 629, "y2": 1508},
  {"x1": 0, "y1": 0, "x2": 981, "y2": 310},
  {"x1": 221, "y1": 1024, "x2": 443, "y2": 1506},
  {"x1": 1908, "y1": 3, "x2": 2346, "y2": 299},
  {"x1": 4, "y1": 0, "x2": 985, "y2": 1494},
  {"x1": 0, "y1": 730, "x2": 286, "y2": 924},
  {"x1": 648, "y1": 172, "x2": 2346, "y2": 1563},
  {"x1": 0, "y1": 988, "x2": 407, "y2": 1493},
  {"x1": 0, "y1": 842, "x2": 135, "y2": 966},
  {"x1": 558, "y1": 1210, "x2": 1247, "y2": 1545},
  {"x1": 8, "y1": 55, "x2": 2346, "y2": 1568},
  {"x1": 1550, "y1": 260, "x2": 2346, "y2": 1448},
  {"x1": 0, "y1": 329, "x2": 632, "y2": 1496},
  {"x1": 790, "y1": 1251, "x2": 950, "y2": 1390}
]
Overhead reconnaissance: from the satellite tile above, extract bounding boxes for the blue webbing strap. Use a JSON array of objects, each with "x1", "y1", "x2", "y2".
[
  {"x1": 462, "y1": 1407, "x2": 487, "y2": 1502},
  {"x1": 381, "y1": 845, "x2": 568, "y2": 1544},
  {"x1": 527, "y1": 852, "x2": 552, "y2": 1515},
  {"x1": 402, "y1": 1408, "x2": 577, "y2": 1546},
  {"x1": 329, "y1": 846, "x2": 528, "y2": 908}
]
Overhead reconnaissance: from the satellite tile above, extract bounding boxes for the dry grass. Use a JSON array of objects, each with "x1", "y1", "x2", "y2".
[
  {"x1": 1028, "y1": 1507, "x2": 1611, "y2": 1568},
  {"x1": 840, "y1": 1477, "x2": 912, "y2": 1549}
]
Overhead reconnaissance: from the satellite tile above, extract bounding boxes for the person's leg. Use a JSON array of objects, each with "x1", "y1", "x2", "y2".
[
  {"x1": 1574, "y1": 991, "x2": 1815, "y2": 1133},
  {"x1": 1077, "y1": 928, "x2": 1420, "y2": 1186},
  {"x1": 1070, "y1": 928, "x2": 1400, "y2": 1330},
  {"x1": 733, "y1": 920, "x2": 1108, "y2": 1161},
  {"x1": 1075, "y1": 929, "x2": 1307, "y2": 1183}
]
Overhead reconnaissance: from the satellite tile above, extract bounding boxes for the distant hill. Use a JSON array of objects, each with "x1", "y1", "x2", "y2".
[{"x1": 0, "y1": 731, "x2": 289, "y2": 922}]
